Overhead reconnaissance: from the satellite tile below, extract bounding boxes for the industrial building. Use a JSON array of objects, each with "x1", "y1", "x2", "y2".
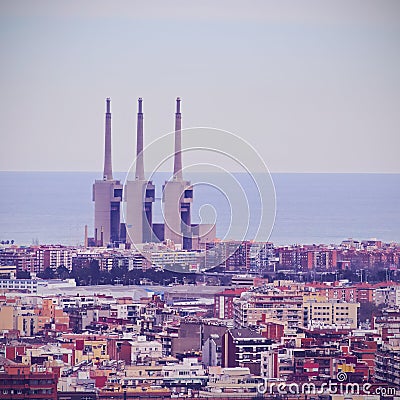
[
  {"x1": 92, "y1": 98, "x2": 124, "y2": 246},
  {"x1": 93, "y1": 97, "x2": 215, "y2": 250}
]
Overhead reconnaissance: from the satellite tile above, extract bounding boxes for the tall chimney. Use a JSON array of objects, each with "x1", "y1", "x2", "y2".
[
  {"x1": 173, "y1": 97, "x2": 183, "y2": 181},
  {"x1": 103, "y1": 97, "x2": 113, "y2": 180},
  {"x1": 84, "y1": 225, "x2": 88, "y2": 248},
  {"x1": 135, "y1": 98, "x2": 145, "y2": 180}
]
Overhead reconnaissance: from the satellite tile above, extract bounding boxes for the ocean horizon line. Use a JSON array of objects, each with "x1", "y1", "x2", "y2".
[{"x1": 1, "y1": 170, "x2": 400, "y2": 175}]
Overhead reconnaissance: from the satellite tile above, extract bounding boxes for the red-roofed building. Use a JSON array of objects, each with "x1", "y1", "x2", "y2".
[
  {"x1": 0, "y1": 360, "x2": 58, "y2": 400},
  {"x1": 354, "y1": 283, "x2": 375, "y2": 303},
  {"x1": 214, "y1": 288, "x2": 247, "y2": 319},
  {"x1": 260, "y1": 320, "x2": 285, "y2": 342},
  {"x1": 303, "y1": 361, "x2": 319, "y2": 378},
  {"x1": 5, "y1": 345, "x2": 27, "y2": 361},
  {"x1": 351, "y1": 338, "x2": 377, "y2": 378}
]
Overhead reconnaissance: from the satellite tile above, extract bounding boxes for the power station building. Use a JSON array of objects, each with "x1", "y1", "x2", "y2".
[
  {"x1": 125, "y1": 98, "x2": 156, "y2": 245},
  {"x1": 92, "y1": 98, "x2": 124, "y2": 246},
  {"x1": 93, "y1": 97, "x2": 215, "y2": 249},
  {"x1": 161, "y1": 97, "x2": 194, "y2": 249}
]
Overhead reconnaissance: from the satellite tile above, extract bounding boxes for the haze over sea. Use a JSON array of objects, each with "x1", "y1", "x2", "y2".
[{"x1": 0, "y1": 172, "x2": 399, "y2": 246}]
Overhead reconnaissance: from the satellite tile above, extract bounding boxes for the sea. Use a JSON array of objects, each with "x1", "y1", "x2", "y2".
[{"x1": 0, "y1": 172, "x2": 399, "y2": 246}]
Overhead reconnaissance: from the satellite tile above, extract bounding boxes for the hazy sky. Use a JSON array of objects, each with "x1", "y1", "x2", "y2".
[{"x1": 1, "y1": 0, "x2": 399, "y2": 173}]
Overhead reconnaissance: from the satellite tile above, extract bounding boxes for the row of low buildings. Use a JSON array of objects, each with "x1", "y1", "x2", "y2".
[
  {"x1": 1, "y1": 239, "x2": 400, "y2": 276},
  {"x1": 1, "y1": 278, "x2": 400, "y2": 336},
  {"x1": 215, "y1": 280, "x2": 400, "y2": 320},
  {"x1": 0, "y1": 277, "x2": 400, "y2": 398}
]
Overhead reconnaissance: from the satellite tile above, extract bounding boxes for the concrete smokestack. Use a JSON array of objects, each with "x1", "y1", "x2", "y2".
[
  {"x1": 135, "y1": 98, "x2": 145, "y2": 180},
  {"x1": 84, "y1": 225, "x2": 88, "y2": 248},
  {"x1": 173, "y1": 97, "x2": 183, "y2": 181},
  {"x1": 103, "y1": 97, "x2": 113, "y2": 180}
]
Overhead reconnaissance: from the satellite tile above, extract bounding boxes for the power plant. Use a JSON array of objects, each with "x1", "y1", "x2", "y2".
[
  {"x1": 162, "y1": 97, "x2": 194, "y2": 249},
  {"x1": 92, "y1": 97, "x2": 216, "y2": 249},
  {"x1": 125, "y1": 98, "x2": 155, "y2": 245},
  {"x1": 92, "y1": 98, "x2": 124, "y2": 246}
]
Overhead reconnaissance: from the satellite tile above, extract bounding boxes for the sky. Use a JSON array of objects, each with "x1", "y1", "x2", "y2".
[{"x1": 0, "y1": 0, "x2": 399, "y2": 173}]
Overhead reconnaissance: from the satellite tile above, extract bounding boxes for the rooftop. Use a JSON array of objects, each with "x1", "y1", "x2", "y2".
[{"x1": 229, "y1": 328, "x2": 265, "y2": 340}]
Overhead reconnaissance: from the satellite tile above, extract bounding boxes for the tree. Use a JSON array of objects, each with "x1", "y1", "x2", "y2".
[
  {"x1": 70, "y1": 266, "x2": 88, "y2": 286},
  {"x1": 16, "y1": 270, "x2": 31, "y2": 279},
  {"x1": 110, "y1": 265, "x2": 128, "y2": 284},
  {"x1": 38, "y1": 267, "x2": 55, "y2": 279},
  {"x1": 56, "y1": 265, "x2": 70, "y2": 280},
  {"x1": 98, "y1": 270, "x2": 112, "y2": 285},
  {"x1": 88, "y1": 260, "x2": 100, "y2": 285},
  {"x1": 340, "y1": 269, "x2": 358, "y2": 282},
  {"x1": 359, "y1": 302, "x2": 382, "y2": 322}
]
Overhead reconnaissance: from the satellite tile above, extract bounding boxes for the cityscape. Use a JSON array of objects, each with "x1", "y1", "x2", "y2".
[
  {"x1": 0, "y1": 97, "x2": 399, "y2": 399},
  {"x1": 1, "y1": 237, "x2": 400, "y2": 399},
  {"x1": 1, "y1": 2, "x2": 400, "y2": 400}
]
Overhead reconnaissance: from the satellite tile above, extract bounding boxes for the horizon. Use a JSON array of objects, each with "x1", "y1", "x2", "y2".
[
  {"x1": 1, "y1": 170, "x2": 400, "y2": 175},
  {"x1": 1, "y1": 172, "x2": 398, "y2": 245}
]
